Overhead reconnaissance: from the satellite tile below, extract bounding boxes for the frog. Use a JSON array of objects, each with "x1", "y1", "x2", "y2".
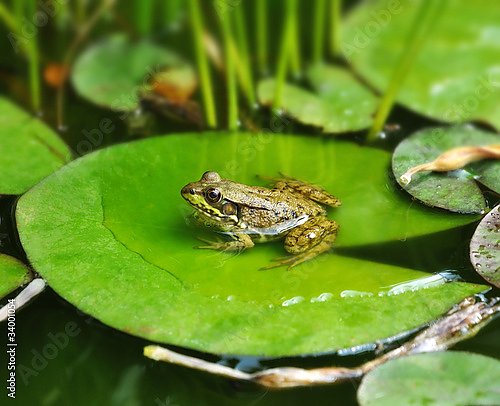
[{"x1": 181, "y1": 171, "x2": 341, "y2": 270}]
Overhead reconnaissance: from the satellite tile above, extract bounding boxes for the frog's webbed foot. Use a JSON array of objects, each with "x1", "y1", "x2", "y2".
[
  {"x1": 261, "y1": 252, "x2": 318, "y2": 271},
  {"x1": 262, "y1": 174, "x2": 341, "y2": 208},
  {"x1": 196, "y1": 234, "x2": 254, "y2": 252},
  {"x1": 262, "y1": 217, "x2": 338, "y2": 270}
]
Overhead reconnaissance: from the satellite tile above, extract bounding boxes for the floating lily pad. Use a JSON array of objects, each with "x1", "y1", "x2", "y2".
[
  {"x1": 257, "y1": 64, "x2": 378, "y2": 133},
  {"x1": 0, "y1": 97, "x2": 71, "y2": 195},
  {"x1": 72, "y1": 35, "x2": 189, "y2": 111},
  {"x1": 392, "y1": 126, "x2": 500, "y2": 214},
  {"x1": 16, "y1": 133, "x2": 486, "y2": 356},
  {"x1": 0, "y1": 254, "x2": 31, "y2": 300},
  {"x1": 343, "y1": 0, "x2": 500, "y2": 130},
  {"x1": 358, "y1": 352, "x2": 500, "y2": 406},
  {"x1": 470, "y1": 204, "x2": 500, "y2": 287}
]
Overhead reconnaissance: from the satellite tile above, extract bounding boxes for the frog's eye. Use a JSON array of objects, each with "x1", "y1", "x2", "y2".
[
  {"x1": 222, "y1": 202, "x2": 237, "y2": 216},
  {"x1": 205, "y1": 188, "x2": 222, "y2": 203}
]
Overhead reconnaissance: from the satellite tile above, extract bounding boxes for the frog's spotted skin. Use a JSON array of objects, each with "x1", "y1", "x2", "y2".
[{"x1": 181, "y1": 171, "x2": 340, "y2": 270}]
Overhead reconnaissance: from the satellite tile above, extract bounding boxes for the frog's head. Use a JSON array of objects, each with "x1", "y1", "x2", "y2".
[{"x1": 181, "y1": 171, "x2": 239, "y2": 224}]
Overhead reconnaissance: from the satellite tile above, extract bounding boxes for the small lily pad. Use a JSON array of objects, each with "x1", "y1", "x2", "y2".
[
  {"x1": 470, "y1": 204, "x2": 500, "y2": 287},
  {"x1": 0, "y1": 97, "x2": 71, "y2": 195},
  {"x1": 358, "y1": 352, "x2": 500, "y2": 406},
  {"x1": 257, "y1": 65, "x2": 378, "y2": 133},
  {"x1": 16, "y1": 132, "x2": 486, "y2": 356},
  {"x1": 392, "y1": 126, "x2": 500, "y2": 214},
  {"x1": 72, "y1": 35, "x2": 190, "y2": 111},
  {"x1": 0, "y1": 254, "x2": 31, "y2": 300},
  {"x1": 343, "y1": 0, "x2": 500, "y2": 130}
]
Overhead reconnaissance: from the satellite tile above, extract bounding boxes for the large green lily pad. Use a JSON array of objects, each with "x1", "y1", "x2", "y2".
[
  {"x1": 0, "y1": 98, "x2": 71, "y2": 195},
  {"x1": 392, "y1": 126, "x2": 500, "y2": 214},
  {"x1": 16, "y1": 133, "x2": 485, "y2": 356},
  {"x1": 257, "y1": 64, "x2": 378, "y2": 133},
  {"x1": 72, "y1": 35, "x2": 189, "y2": 111},
  {"x1": 0, "y1": 254, "x2": 31, "y2": 300},
  {"x1": 343, "y1": 0, "x2": 500, "y2": 130},
  {"x1": 358, "y1": 352, "x2": 500, "y2": 406},
  {"x1": 470, "y1": 204, "x2": 500, "y2": 288}
]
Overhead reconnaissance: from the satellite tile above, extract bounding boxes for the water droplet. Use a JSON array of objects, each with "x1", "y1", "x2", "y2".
[
  {"x1": 340, "y1": 290, "x2": 373, "y2": 298},
  {"x1": 282, "y1": 296, "x2": 304, "y2": 307},
  {"x1": 310, "y1": 292, "x2": 333, "y2": 303},
  {"x1": 475, "y1": 263, "x2": 482, "y2": 268},
  {"x1": 381, "y1": 271, "x2": 460, "y2": 296},
  {"x1": 226, "y1": 295, "x2": 235, "y2": 301}
]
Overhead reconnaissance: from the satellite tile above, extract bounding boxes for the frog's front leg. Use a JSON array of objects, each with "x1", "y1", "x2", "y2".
[
  {"x1": 197, "y1": 233, "x2": 254, "y2": 252},
  {"x1": 263, "y1": 217, "x2": 338, "y2": 270}
]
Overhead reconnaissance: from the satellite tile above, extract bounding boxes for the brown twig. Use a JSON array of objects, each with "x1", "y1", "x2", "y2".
[{"x1": 144, "y1": 296, "x2": 499, "y2": 388}]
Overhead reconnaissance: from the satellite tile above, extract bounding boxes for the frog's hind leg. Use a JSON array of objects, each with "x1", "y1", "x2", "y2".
[
  {"x1": 268, "y1": 175, "x2": 341, "y2": 208},
  {"x1": 262, "y1": 217, "x2": 338, "y2": 270}
]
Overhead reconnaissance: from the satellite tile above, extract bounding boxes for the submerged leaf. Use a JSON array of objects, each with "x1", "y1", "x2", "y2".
[
  {"x1": 343, "y1": 0, "x2": 500, "y2": 130},
  {"x1": 470, "y1": 204, "x2": 500, "y2": 287},
  {"x1": 71, "y1": 35, "x2": 190, "y2": 111},
  {"x1": 0, "y1": 254, "x2": 31, "y2": 300},
  {"x1": 0, "y1": 97, "x2": 71, "y2": 195},
  {"x1": 16, "y1": 133, "x2": 486, "y2": 356},
  {"x1": 258, "y1": 65, "x2": 378, "y2": 133},
  {"x1": 392, "y1": 126, "x2": 500, "y2": 213},
  {"x1": 358, "y1": 352, "x2": 500, "y2": 406}
]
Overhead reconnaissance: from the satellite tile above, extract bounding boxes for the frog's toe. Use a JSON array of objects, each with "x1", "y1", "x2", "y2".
[
  {"x1": 261, "y1": 255, "x2": 299, "y2": 270},
  {"x1": 195, "y1": 236, "x2": 224, "y2": 250}
]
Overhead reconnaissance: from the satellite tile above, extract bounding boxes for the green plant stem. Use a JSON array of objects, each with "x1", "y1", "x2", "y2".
[
  {"x1": 0, "y1": 3, "x2": 20, "y2": 35},
  {"x1": 256, "y1": 0, "x2": 268, "y2": 75},
  {"x1": 312, "y1": 0, "x2": 326, "y2": 65},
  {"x1": 220, "y1": 11, "x2": 238, "y2": 130},
  {"x1": 56, "y1": 0, "x2": 116, "y2": 129},
  {"x1": 233, "y1": 3, "x2": 255, "y2": 106},
  {"x1": 288, "y1": 0, "x2": 301, "y2": 77},
  {"x1": 330, "y1": 0, "x2": 341, "y2": 56},
  {"x1": 189, "y1": 0, "x2": 217, "y2": 128},
  {"x1": 1, "y1": 1, "x2": 43, "y2": 113},
  {"x1": 27, "y1": 0, "x2": 41, "y2": 112},
  {"x1": 135, "y1": 0, "x2": 154, "y2": 35},
  {"x1": 12, "y1": 0, "x2": 24, "y2": 24},
  {"x1": 367, "y1": 1, "x2": 444, "y2": 141},
  {"x1": 273, "y1": 0, "x2": 297, "y2": 109}
]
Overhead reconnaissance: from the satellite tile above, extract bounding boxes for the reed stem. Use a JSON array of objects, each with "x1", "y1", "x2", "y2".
[
  {"x1": 189, "y1": 0, "x2": 217, "y2": 128},
  {"x1": 273, "y1": 0, "x2": 297, "y2": 109},
  {"x1": 312, "y1": 0, "x2": 326, "y2": 65},
  {"x1": 367, "y1": 1, "x2": 444, "y2": 141},
  {"x1": 135, "y1": 0, "x2": 154, "y2": 35},
  {"x1": 256, "y1": 0, "x2": 268, "y2": 75},
  {"x1": 220, "y1": 10, "x2": 238, "y2": 130},
  {"x1": 233, "y1": 3, "x2": 255, "y2": 106},
  {"x1": 288, "y1": 0, "x2": 301, "y2": 77},
  {"x1": 27, "y1": 0, "x2": 41, "y2": 112},
  {"x1": 330, "y1": 0, "x2": 341, "y2": 56}
]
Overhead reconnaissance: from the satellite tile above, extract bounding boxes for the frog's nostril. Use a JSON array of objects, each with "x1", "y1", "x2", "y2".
[{"x1": 182, "y1": 186, "x2": 195, "y2": 195}]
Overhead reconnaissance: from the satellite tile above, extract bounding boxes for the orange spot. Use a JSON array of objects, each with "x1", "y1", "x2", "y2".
[{"x1": 43, "y1": 63, "x2": 69, "y2": 88}]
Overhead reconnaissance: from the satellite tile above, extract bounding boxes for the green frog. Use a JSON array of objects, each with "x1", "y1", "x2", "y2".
[{"x1": 181, "y1": 171, "x2": 341, "y2": 269}]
